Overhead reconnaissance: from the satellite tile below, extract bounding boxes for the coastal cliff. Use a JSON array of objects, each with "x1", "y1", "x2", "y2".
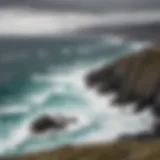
[{"x1": 86, "y1": 46, "x2": 160, "y2": 115}]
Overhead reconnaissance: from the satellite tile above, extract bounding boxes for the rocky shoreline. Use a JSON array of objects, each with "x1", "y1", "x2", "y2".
[{"x1": 3, "y1": 45, "x2": 160, "y2": 160}]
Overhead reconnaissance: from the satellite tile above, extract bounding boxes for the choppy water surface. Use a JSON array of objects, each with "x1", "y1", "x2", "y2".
[{"x1": 0, "y1": 36, "x2": 155, "y2": 156}]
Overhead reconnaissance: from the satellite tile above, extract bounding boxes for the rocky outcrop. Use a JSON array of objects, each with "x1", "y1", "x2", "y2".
[
  {"x1": 30, "y1": 114, "x2": 76, "y2": 134},
  {"x1": 86, "y1": 46, "x2": 160, "y2": 115}
]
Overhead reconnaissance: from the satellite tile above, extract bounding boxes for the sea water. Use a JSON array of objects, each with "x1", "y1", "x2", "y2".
[{"x1": 0, "y1": 35, "x2": 155, "y2": 156}]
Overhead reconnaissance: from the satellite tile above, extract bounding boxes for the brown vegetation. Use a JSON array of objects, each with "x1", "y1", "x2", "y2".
[{"x1": 3, "y1": 140, "x2": 160, "y2": 160}]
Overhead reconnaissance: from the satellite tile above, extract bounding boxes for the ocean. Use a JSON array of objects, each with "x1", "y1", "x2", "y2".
[
  {"x1": 0, "y1": 4, "x2": 159, "y2": 157},
  {"x1": 0, "y1": 35, "x2": 156, "y2": 157}
]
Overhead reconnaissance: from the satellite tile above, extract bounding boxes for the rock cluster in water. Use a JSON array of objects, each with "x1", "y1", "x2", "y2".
[
  {"x1": 30, "y1": 114, "x2": 76, "y2": 134},
  {"x1": 86, "y1": 46, "x2": 160, "y2": 116}
]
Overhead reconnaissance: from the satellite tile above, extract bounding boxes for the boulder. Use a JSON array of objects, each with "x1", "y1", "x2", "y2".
[{"x1": 30, "y1": 114, "x2": 76, "y2": 134}]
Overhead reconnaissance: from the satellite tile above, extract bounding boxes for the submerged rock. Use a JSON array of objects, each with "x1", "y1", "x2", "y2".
[
  {"x1": 30, "y1": 114, "x2": 76, "y2": 134},
  {"x1": 86, "y1": 46, "x2": 160, "y2": 115}
]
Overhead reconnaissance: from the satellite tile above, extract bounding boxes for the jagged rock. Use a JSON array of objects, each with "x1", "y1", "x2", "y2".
[
  {"x1": 30, "y1": 114, "x2": 76, "y2": 134},
  {"x1": 86, "y1": 46, "x2": 160, "y2": 115}
]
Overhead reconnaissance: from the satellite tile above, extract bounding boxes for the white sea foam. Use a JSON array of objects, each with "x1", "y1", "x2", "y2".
[
  {"x1": 0, "y1": 105, "x2": 29, "y2": 115},
  {"x1": 1, "y1": 119, "x2": 31, "y2": 154},
  {"x1": 26, "y1": 89, "x2": 54, "y2": 105},
  {"x1": 130, "y1": 41, "x2": 152, "y2": 50}
]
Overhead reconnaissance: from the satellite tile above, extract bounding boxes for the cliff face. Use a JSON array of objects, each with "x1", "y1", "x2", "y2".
[{"x1": 86, "y1": 46, "x2": 160, "y2": 115}]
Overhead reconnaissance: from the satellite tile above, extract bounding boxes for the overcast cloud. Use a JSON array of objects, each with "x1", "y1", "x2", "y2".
[{"x1": 0, "y1": 0, "x2": 159, "y2": 12}]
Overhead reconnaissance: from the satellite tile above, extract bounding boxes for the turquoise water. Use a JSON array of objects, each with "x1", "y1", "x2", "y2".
[{"x1": 0, "y1": 35, "x2": 151, "y2": 156}]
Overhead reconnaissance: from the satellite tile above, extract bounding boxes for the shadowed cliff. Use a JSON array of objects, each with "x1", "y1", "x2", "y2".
[{"x1": 86, "y1": 46, "x2": 160, "y2": 116}]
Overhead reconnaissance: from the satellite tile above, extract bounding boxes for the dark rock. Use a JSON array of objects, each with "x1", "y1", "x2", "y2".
[
  {"x1": 30, "y1": 114, "x2": 76, "y2": 134},
  {"x1": 120, "y1": 132, "x2": 153, "y2": 141},
  {"x1": 86, "y1": 46, "x2": 160, "y2": 115}
]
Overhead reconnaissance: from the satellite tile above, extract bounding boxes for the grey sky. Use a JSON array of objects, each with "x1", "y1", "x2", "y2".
[{"x1": 0, "y1": 0, "x2": 159, "y2": 12}]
